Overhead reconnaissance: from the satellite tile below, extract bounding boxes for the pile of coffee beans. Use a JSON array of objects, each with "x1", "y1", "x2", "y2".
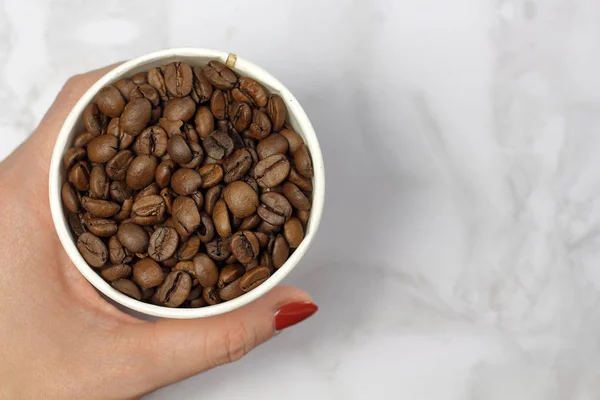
[{"x1": 61, "y1": 60, "x2": 313, "y2": 308}]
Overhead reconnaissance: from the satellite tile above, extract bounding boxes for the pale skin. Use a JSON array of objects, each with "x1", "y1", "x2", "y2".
[{"x1": 0, "y1": 65, "x2": 312, "y2": 399}]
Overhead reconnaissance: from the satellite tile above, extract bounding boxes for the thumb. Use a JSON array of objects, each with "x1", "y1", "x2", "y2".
[{"x1": 128, "y1": 286, "x2": 317, "y2": 393}]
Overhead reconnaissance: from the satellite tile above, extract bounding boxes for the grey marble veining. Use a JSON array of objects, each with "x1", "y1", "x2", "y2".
[{"x1": 2, "y1": 0, "x2": 600, "y2": 398}]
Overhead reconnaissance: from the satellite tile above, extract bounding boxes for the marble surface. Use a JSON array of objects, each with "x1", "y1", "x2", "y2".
[{"x1": 3, "y1": 0, "x2": 600, "y2": 398}]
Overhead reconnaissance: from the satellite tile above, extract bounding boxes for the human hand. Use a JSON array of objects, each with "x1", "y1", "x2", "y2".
[{"x1": 0, "y1": 65, "x2": 318, "y2": 400}]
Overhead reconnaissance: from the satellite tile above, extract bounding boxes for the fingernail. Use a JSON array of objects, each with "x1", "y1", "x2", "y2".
[{"x1": 274, "y1": 301, "x2": 318, "y2": 331}]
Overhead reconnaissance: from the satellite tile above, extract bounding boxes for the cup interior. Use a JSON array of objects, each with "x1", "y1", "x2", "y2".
[{"x1": 49, "y1": 48, "x2": 324, "y2": 319}]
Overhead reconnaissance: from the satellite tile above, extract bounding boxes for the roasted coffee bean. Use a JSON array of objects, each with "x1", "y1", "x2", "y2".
[
  {"x1": 130, "y1": 83, "x2": 160, "y2": 107},
  {"x1": 133, "y1": 258, "x2": 165, "y2": 289},
  {"x1": 126, "y1": 155, "x2": 157, "y2": 190},
  {"x1": 192, "y1": 254, "x2": 218, "y2": 287},
  {"x1": 232, "y1": 77, "x2": 267, "y2": 107},
  {"x1": 117, "y1": 222, "x2": 149, "y2": 254},
  {"x1": 148, "y1": 226, "x2": 179, "y2": 262},
  {"x1": 293, "y1": 144, "x2": 314, "y2": 178},
  {"x1": 171, "y1": 168, "x2": 202, "y2": 195},
  {"x1": 132, "y1": 72, "x2": 147, "y2": 84},
  {"x1": 272, "y1": 234, "x2": 289, "y2": 268},
  {"x1": 210, "y1": 89, "x2": 228, "y2": 120},
  {"x1": 239, "y1": 214, "x2": 262, "y2": 231},
  {"x1": 204, "y1": 185, "x2": 222, "y2": 215},
  {"x1": 198, "y1": 213, "x2": 215, "y2": 243},
  {"x1": 141, "y1": 287, "x2": 155, "y2": 301},
  {"x1": 258, "y1": 220, "x2": 281, "y2": 234},
  {"x1": 164, "y1": 96, "x2": 196, "y2": 121},
  {"x1": 109, "y1": 236, "x2": 130, "y2": 264},
  {"x1": 173, "y1": 261, "x2": 195, "y2": 277},
  {"x1": 219, "y1": 278, "x2": 244, "y2": 301},
  {"x1": 68, "y1": 161, "x2": 91, "y2": 191},
  {"x1": 89, "y1": 165, "x2": 110, "y2": 200},
  {"x1": 212, "y1": 200, "x2": 231, "y2": 238},
  {"x1": 83, "y1": 103, "x2": 107, "y2": 135},
  {"x1": 63, "y1": 147, "x2": 86, "y2": 170},
  {"x1": 284, "y1": 217, "x2": 304, "y2": 248},
  {"x1": 84, "y1": 216, "x2": 118, "y2": 237},
  {"x1": 101, "y1": 264, "x2": 132, "y2": 282},
  {"x1": 160, "y1": 188, "x2": 176, "y2": 215},
  {"x1": 239, "y1": 266, "x2": 271, "y2": 292},
  {"x1": 282, "y1": 181, "x2": 311, "y2": 211},
  {"x1": 258, "y1": 192, "x2": 292, "y2": 226},
  {"x1": 254, "y1": 231, "x2": 269, "y2": 248},
  {"x1": 231, "y1": 215, "x2": 243, "y2": 230},
  {"x1": 229, "y1": 101, "x2": 252, "y2": 132},
  {"x1": 156, "y1": 271, "x2": 192, "y2": 307},
  {"x1": 105, "y1": 150, "x2": 133, "y2": 181},
  {"x1": 203, "y1": 130, "x2": 234, "y2": 161},
  {"x1": 230, "y1": 231, "x2": 260, "y2": 264},
  {"x1": 155, "y1": 159, "x2": 177, "y2": 188},
  {"x1": 177, "y1": 234, "x2": 200, "y2": 261},
  {"x1": 172, "y1": 196, "x2": 200, "y2": 237},
  {"x1": 288, "y1": 167, "x2": 313, "y2": 192},
  {"x1": 279, "y1": 128, "x2": 303, "y2": 153},
  {"x1": 194, "y1": 106, "x2": 214, "y2": 139},
  {"x1": 135, "y1": 126, "x2": 168, "y2": 157},
  {"x1": 247, "y1": 110, "x2": 271, "y2": 140},
  {"x1": 190, "y1": 190, "x2": 204, "y2": 209},
  {"x1": 198, "y1": 164, "x2": 223, "y2": 188},
  {"x1": 188, "y1": 289, "x2": 203, "y2": 304},
  {"x1": 164, "y1": 62, "x2": 193, "y2": 97},
  {"x1": 147, "y1": 67, "x2": 168, "y2": 100},
  {"x1": 218, "y1": 264, "x2": 245, "y2": 289},
  {"x1": 121, "y1": 98, "x2": 152, "y2": 136},
  {"x1": 77, "y1": 232, "x2": 108, "y2": 268},
  {"x1": 223, "y1": 181, "x2": 259, "y2": 218},
  {"x1": 223, "y1": 149, "x2": 252, "y2": 183},
  {"x1": 260, "y1": 252, "x2": 274, "y2": 273},
  {"x1": 97, "y1": 85, "x2": 126, "y2": 118},
  {"x1": 202, "y1": 286, "x2": 221, "y2": 305},
  {"x1": 242, "y1": 176, "x2": 259, "y2": 193},
  {"x1": 191, "y1": 67, "x2": 213, "y2": 103},
  {"x1": 205, "y1": 236, "x2": 231, "y2": 261},
  {"x1": 225, "y1": 254, "x2": 238, "y2": 265},
  {"x1": 111, "y1": 279, "x2": 142, "y2": 300},
  {"x1": 203, "y1": 60, "x2": 237, "y2": 90},
  {"x1": 81, "y1": 196, "x2": 120, "y2": 218},
  {"x1": 62, "y1": 182, "x2": 80, "y2": 213},
  {"x1": 114, "y1": 78, "x2": 138, "y2": 102},
  {"x1": 267, "y1": 95, "x2": 286, "y2": 132},
  {"x1": 297, "y1": 209, "x2": 311, "y2": 225},
  {"x1": 73, "y1": 131, "x2": 96, "y2": 148},
  {"x1": 180, "y1": 141, "x2": 204, "y2": 169},
  {"x1": 254, "y1": 154, "x2": 290, "y2": 188},
  {"x1": 110, "y1": 180, "x2": 133, "y2": 203},
  {"x1": 159, "y1": 117, "x2": 183, "y2": 137},
  {"x1": 245, "y1": 258, "x2": 260, "y2": 270},
  {"x1": 131, "y1": 194, "x2": 166, "y2": 225},
  {"x1": 167, "y1": 134, "x2": 192, "y2": 164},
  {"x1": 257, "y1": 133, "x2": 289, "y2": 160}
]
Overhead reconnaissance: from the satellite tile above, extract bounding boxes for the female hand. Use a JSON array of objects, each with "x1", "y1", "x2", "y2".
[{"x1": 0, "y1": 65, "x2": 318, "y2": 399}]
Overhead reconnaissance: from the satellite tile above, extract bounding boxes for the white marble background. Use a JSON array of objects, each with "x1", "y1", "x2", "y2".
[{"x1": 3, "y1": 0, "x2": 600, "y2": 398}]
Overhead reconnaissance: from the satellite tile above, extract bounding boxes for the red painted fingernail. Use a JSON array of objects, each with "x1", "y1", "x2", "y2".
[{"x1": 274, "y1": 301, "x2": 318, "y2": 331}]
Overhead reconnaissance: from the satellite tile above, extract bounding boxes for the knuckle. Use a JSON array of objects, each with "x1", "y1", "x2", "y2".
[{"x1": 218, "y1": 322, "x2": 255, "y2": 365}]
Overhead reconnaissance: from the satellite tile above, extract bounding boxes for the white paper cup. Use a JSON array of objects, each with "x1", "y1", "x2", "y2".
[{"x1": 49, "y1": 48, "x2": 324, "y2": 319}]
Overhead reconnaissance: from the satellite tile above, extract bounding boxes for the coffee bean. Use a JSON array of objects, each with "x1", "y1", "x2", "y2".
[
  {"x1": 109, "y1": 236, "x2": 130, "y2": 264},
  {"x1": 147, "y1": 67, "x2": 168, "y2": 100},
  {"x1": 284, "y1": 217, "x2": 304, "y2": 248},
  {"x1": 218, "y1": 264, "x2": 245, "y2": 289},
  {"x1": 167, "y1": 134, "x2": 192, "y2": 164},
  {"x1": 105, "y1": 150, "x2": 133, "y2": 181},
  {"x1": 239, "y1": 214, "x2": 261, "y2": 231},
  {"x1": 130, "y1": 83, "x2": 160, "y2": 107},
  {"x1": 148, "y1": 226, "x2": 179, "y2": 262},
  {"x1": 259, "y1": 252, "x2": 274, "y2": 273},
  {"x1": 202, "y1": 286, "x2": 221, "y2": 305},
  {"x1": 219, "y1": 278, "x2": 244, "y2": 301},
  {"x1": 101, "y1": 264, "x2": 132, "y2": 282},
  {"x1": 84, "y1": 215, "x2": 118, "y2": 237},
  {"x1": 222, "y1": 149, "x2": 252, "y2": 183},
  {"x1": 126, "y1": 155, "x2": 157, "y2": 190},
  {"x1": 254, "y1": 154, "x2": 290, "y2": 188},
  {"x1": 156, "y1": 271, "x2": 192, "y2": 307},
  {"x1": 191, "y1": 190, "x2": 204, "y2": 209},
  {"x1": 254, "y1": 231, "x2": 269, "y2": 248},
  {"x1": 203, "y1": 130, "x2": 234, "y2": 161},
  {"x1": 121, "y1": 98, "x2": 152, "y2": 136},
  {"x1": 134, "y1": 183, "x2": 160, "y2": 202},
  {"x1": 73, "y1": 131, "x2": 96, "y2": 148},
  {"x1": 177, "y1": 234, "x2": 200, "y2": 261},
  {"x1": 205, "y1": 236, "x2": 231, "y2": 261},
  {"x1": 114, "y1": 78, "x2": 138, "y2": 102},
  {"x1": 242, "y1": 176, "x2": 259, "y2": 193},
  {"x1": 111, "y1": 279, "x2": 142, "y2": 300},
  {"x1": 164, "y1": 62, "x2": 193, "y2": 97},
  {"x1": 272, "y1": 234, "x2": 289, "y2": 268},
  {"x1": 97, "y1": 85, "x2": 126, "y2": 118},
  {"x1": 194, "y1": 106, "x2": 214, "y2": 139},
  {"x1": 293, "y1": 144, "x2": 314, "y2": 178},
  {"x1": 135, "y1": 126, "x2": 168, "y2": 157},
  {"x1": 83, "y1": 103, "x2": 107, "y2": 135},
  {"x1": 267, "y1": 95, "x2": 286, "y2": 132},
  {"x1": 257, "y1": 192, "x2": 292, "y2": 226},
  {"x1": 110, "y1": 180, "x2": 133, "y2": 203},
  {"x1": 131, "y1": 195, "x2": 166, "y2": 225},
  {"x1": 171, "y1": 168, "x2": 202, "y2": 195},
  {"x1": 62, "y1": 182, "x2": 80, "y2": 213},
  {"x1": 63, "y1": 147, "x2": 86, "y2": 170},
  {"x1": 172, "y1": 196, "x2": 200, "y2": 237},
  {"x1": 258, "y1": 220, "x2": 281, "y2": 234},
  {"x1": 297, "y1": 209, "x2": 311, "y2": 225},
  {"x1": 282, "y1": 181, "x2": 311, "y2": 211},
  {"x1": 117, "y1": 222, "x2": 149, "y2": 254},
  {"x1": 223, "y1": 181, "x2": 259, "y2": 218},
  {"x1": 132, "y1": 72, "x2": 147, "y2": 84},
  {"x1": 279, "y1": 128, "x2": 303, "y2": 153},
  {"x1": 164, "y1": 96, "x2": 196, "y2": 121},
  {"x1": 287, "y1": 167, "x2": 313, "y2": 192},
  {"x1": 191, "y1": 67, "x2": 213, "y2": 103},
  {"x1": 159, "y1": 117, "x2": 183, "y2": 137},
  {"x1": 187, "y1": 286, "x2": 203, "y2": 302},
  {"x1": 141, "y1": 287, "x2": 155, "y2": 301},
  {"x1": 77, "y1": 232, "x2": 107, "y2": 268},
  {"x1": 203, "y1": 60, "x2": 237, "y2": 90},
  {"x1": 89, "y1": 165, "x2": 110, "y2": 200},
  {"x1": 233, "y1": 77, "x2": 268, "y2": 107},
  {"x1": 155, "y1": 159, "x2": 177, "y2": 188},
  {"x1": 230, "y1": 231, "x2": 260, "y2": 264},
  {"x1": 191, "y1": 254, "x2": 218, "y2": 288},
  {"x1": 239, "y1": 266, "x2": 271, "y2": 292},
  {"x1": 68, "y1": 160, "x2": 90, "y2": 192},
  {"x1": 180, "y1": 141, "x2": 204, "y2": 169},
  {"x1": 198, "y1": 164, "x2": 223, "y2": 188},
  {"x1": 212, "y1": 199, "x2": 231, "y2": 238},
  {"x1": 210, "y1": 89, "x2": 228, "y2": 120},
  {"x1": 256, "y1": 133, "x2": 289, "y2": 160},
  {"x1": 229, "y1": 101, "x2": 252, "y2": 132},
  {"x1": 81, "y1": 196, "x2": 121, "y2": 218},
  {"x1": 246, "y1": 109, "x2": 271, "y2": 140},
  {"x1": 198, "y1": 212, "x2": 216, "y2": 243},
  {"x1": 133, "y1": 258, "x2": 165, "y2": 289},
  {"x1": 204, "y1": 185, "x2": 222, "y2": 215}
]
